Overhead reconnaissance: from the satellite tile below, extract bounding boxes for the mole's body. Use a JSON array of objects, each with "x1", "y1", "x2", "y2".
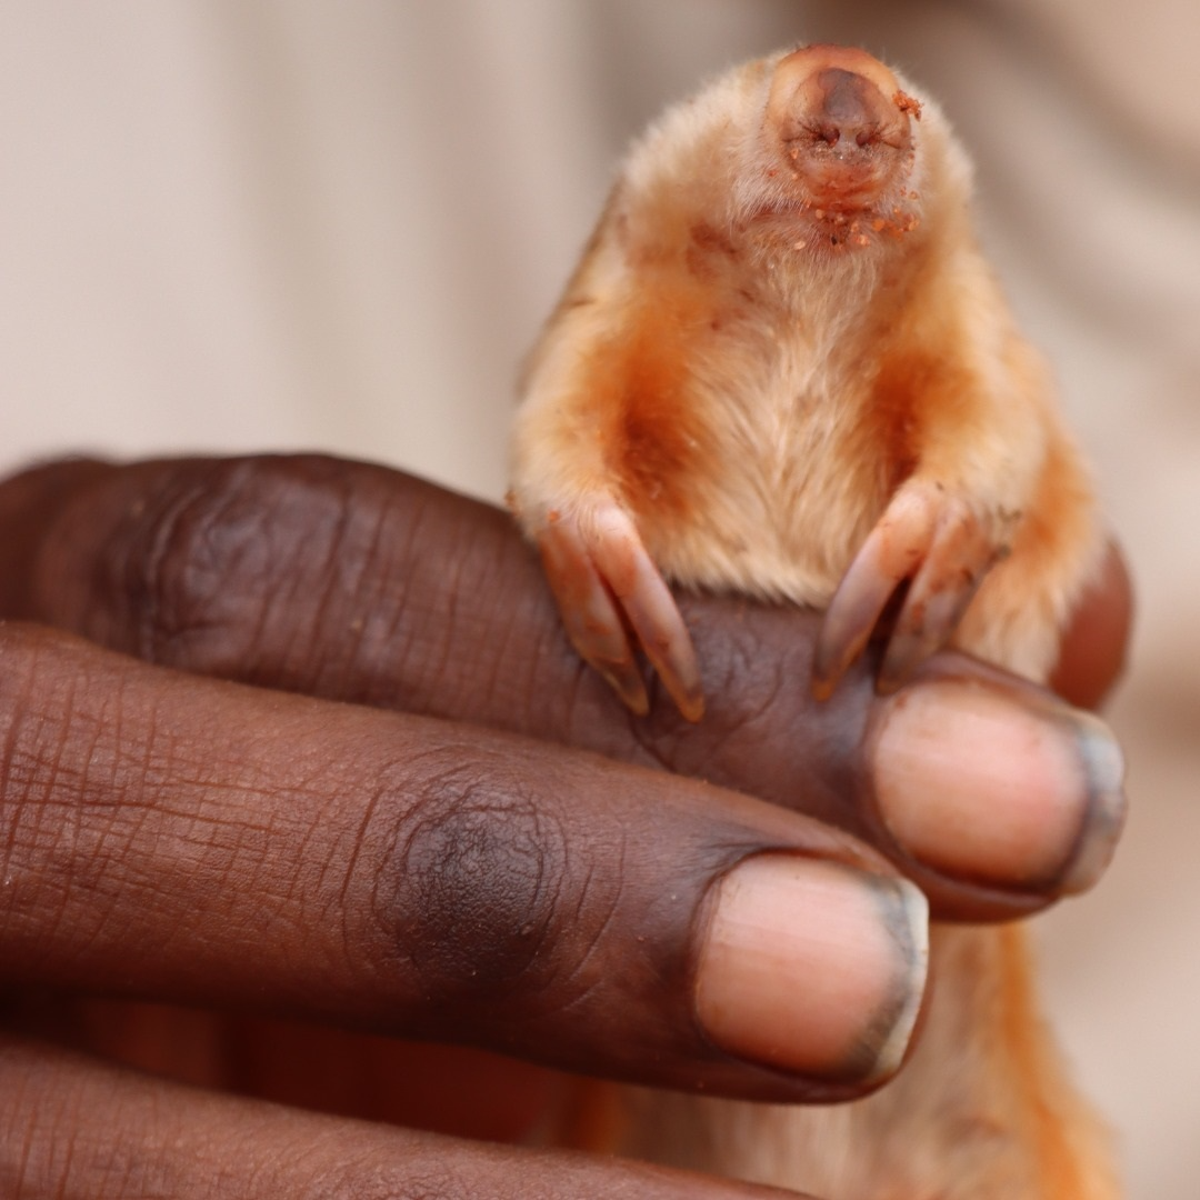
[{"x1": 511, "y1": 44, "x2": 1117, "y2": 1198}]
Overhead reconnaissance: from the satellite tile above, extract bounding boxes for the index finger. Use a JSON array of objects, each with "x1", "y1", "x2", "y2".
[
  {"x1": 0, "y1": 455, "x2": 1128, "y2": 918},
  {"x1": 0, "y1": 619, "x2": 924, "y2": 1102}
]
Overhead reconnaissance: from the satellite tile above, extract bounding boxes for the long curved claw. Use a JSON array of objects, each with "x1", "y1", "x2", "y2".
[
  {"x1": 813, "y1": 483, "x2": 937, "y2": 700},
  {"x1": 587, "y1": 508, "x2": 705, "y2": 720},
  {"x1": 536, "y1": 502, "x2": 704, "y2": 721},
  {"x1": 538, "y1": 516, "x2": 650, "y2": 715},
  {"x1": 813, "y1": 480, "x2": 999, "y2": 700},
  {"x1": 876, "y1": 502, "x2": 995, "y2": 693}
]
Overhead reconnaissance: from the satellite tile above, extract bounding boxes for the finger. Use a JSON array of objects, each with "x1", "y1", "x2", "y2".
[
  {"x1": 0, "y1": 1038, "x2": 810, "y2": 1200},
  {"x1": 1049, "y1": 539, "x2": 1133, "y2": 711},
  {"x1": 0, "y1": 622, "x2": 928, "y2": 1102},
  {"x1": 3, "y1": 995, "x2": 559, "y2": 1141},
  {"x1": 0, "y1": 455, "x2": 1127, "y2": 916}
]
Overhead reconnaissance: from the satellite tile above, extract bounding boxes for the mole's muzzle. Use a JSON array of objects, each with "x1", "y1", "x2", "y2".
[{"x1": 767, "y1": 45, "x2": 918, "y2": 213}]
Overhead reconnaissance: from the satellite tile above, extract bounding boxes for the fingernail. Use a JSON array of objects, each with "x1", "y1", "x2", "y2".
[
  {"x1": 871, "y1": 680, "x2": 1126, "y2": 894},
  {"x1": 694, "y1": 856, "x2": 928, "y2": 1084}
]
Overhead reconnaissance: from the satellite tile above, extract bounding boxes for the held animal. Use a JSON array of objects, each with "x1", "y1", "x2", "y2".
[{"x1": 510, "y1": 44, "x2": 1119, "y2": 1198}]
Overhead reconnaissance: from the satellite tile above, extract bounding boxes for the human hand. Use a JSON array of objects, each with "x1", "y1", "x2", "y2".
[{"x1": 0, "y1": 455, "x2": 1129, "y2": 1198}]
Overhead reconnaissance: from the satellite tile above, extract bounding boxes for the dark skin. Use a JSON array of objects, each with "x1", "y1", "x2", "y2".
[{"x1": 0, "y1": 455, "x2": 1130, "y2": 1199}]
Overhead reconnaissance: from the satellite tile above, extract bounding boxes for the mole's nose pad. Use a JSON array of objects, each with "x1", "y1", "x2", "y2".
[
  {"x1": 766, "y1": 45, "x2": 915, "y2": 213},
  {"x1": 806, "y1": 68, "x2": 893, "y2": 149},
  {"x1": 768, "y1": 45, "x2": 913, "y2": 157}
]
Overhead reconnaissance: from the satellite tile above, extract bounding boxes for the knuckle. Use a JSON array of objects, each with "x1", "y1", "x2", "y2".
[
  {"x1": 370, "y1": 750, "x2": 597, "y2": 1011},
  {"x1": 101, "y1": 457, "x2": 355, "y2": 671}
]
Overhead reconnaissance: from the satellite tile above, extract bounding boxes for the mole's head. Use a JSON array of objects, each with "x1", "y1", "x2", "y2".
[{"x1": 739, "y1": 45, "x2": 925, "y2": 251}]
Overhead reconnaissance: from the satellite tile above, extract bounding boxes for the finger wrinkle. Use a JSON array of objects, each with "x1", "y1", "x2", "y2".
[
  {"x1": 0, "y1": 635, "x2": 59, "y2": 874},
  {"x1": 128, "y1": 474, "x2": 243, "y2": 664},
  {"x1": 405, "y1": 507, "x2": 473, "y2": 705},
  {"x1": 82, "y1": 460, "x2": 293, "y2": 675},
  {"x1": 365, "y1": 489, "x2": 433, "y2": 675},
  {"x1": 312, "y1": 478, "x2": 439, "y2": 709},
  {"x1": 2, "y1": 1052, "x2": 40, "y2": 1198},
  {"x1": 213, "y1": 459, "x2": 372, "y2": 686},
  {"x1": 122, "y1": 460, "x2": 433, "y2": 708},
  {"x1": 1, "y1": 1042, "x2": 102, "y2": 1195},
  {"x1": 378, "y1": 495, "x2": 538, "y2": 724},
  {"x1": 298, "y1": 1156, "x2": 464, "y2": 1200},
  {"x1": 442, "y1": 512, "x2": 534, "y2": 702},
  {"x1": 0, "y1": 646, "x2": 105, "y2": 943},
  {"x1": 331, "y1": 769, "x2": 386, "y2": 974},
  {"x1": 324, "y1": 492, "x2": 396, "y2": 699},
  {"x1": 0, "y1": 634, "x2": 320, "y2": 977},
  {"x1": 297, "y1": 472, "x2": 368, "y2": 694},
  {"x1": 624, "y1": 626, "x2": 787, "y2": 780},
  {"x1": 548, "y1": 845, "x2": 629, "y2": 1019}
]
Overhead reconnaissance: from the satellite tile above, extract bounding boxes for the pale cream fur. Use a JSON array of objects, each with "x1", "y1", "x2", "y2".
[{"x1": 512, "y1": 47, "x2": 1115, "y2": 1198}]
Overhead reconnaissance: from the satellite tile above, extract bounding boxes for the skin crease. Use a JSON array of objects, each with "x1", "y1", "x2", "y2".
[{"x1": 0, "y1": 454, "x2": 1129, "y2": 1200}]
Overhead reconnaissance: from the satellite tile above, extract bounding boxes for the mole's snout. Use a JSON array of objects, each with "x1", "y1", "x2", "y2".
[
  {"x1": 767, "y1": 45, "x2": 918, "y2": 213},
  {"x1": 802, "y1": 68, "x2": 899, "y2": 150}
]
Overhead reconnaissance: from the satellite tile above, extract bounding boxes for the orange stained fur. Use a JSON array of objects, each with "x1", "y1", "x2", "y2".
[
  {"x1": 590, "y1": 272, "x2": 720, "y2": 530},
  {"x1": 994, "y1": 926, "x2": 1113, "y2": 1197},
  {"x1": 512, "y1": 43, "x2": 1116, "y2": 1199},
  {"x1": 859, "y1": 350, "x2": 951, "y2": 496}
]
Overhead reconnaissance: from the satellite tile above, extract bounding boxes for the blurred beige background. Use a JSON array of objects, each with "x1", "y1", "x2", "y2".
[{"x1": 2, "y1": 3, "x2": 1197, "y2": 1196}]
